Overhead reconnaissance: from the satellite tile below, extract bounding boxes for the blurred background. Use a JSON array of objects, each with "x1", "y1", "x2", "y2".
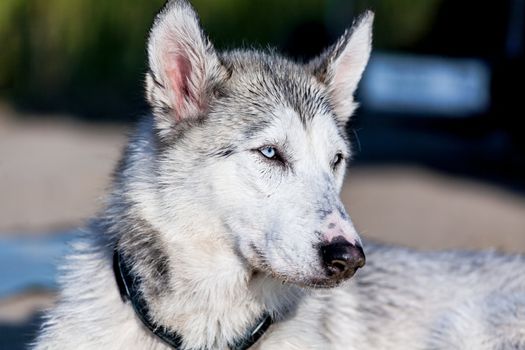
[{"x1": 1, "y1": 0, "x2": 524, "y2": 348}]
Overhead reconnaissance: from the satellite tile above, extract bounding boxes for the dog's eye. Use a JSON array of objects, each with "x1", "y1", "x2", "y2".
[
  {"x1": 332, "y1": 153, "x2": 344, "y2": 169},
  {"x1": 257, "y1": 146, "x2": 286, "y2": 165},
  {"x1": 260, "y1": 146, "x2": 277, "y2": 159}
]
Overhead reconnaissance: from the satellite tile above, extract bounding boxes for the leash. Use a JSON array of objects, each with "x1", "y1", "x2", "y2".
[{"x1": 113, "y1": 249, "x2": 273, "y2": 350}]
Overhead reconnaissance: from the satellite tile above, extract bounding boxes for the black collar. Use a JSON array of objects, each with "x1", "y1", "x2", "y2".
[{"x1": 113, "y1": 249, "x2": 273, "y2": 349}]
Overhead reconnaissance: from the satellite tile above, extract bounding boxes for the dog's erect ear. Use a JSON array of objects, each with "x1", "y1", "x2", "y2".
[
  {"x1": 309, "y1": 11, "x2": 373, "y2": 124},
  {"x1": 145, "y1": 0, "x2": 226, "y2": 131}
]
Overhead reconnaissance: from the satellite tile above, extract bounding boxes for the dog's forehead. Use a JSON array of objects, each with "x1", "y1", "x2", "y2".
[
  {"x1": 266, "y1": 107, "x2": 347, "y2": 150},
  {"x1": 220, "y1": 50, "x2": 333, "y2": 122}
]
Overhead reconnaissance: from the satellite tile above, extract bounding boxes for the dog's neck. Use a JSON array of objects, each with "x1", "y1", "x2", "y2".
[
  {"x1": 106, "y1": 137, "x2": 303, "y2": 348},
  {"x1": 109, "y1": 209, "x2": 301, "y2": 349},
  {"x1": 113, "y1": 247, "x2": 274, "y2": 349}
]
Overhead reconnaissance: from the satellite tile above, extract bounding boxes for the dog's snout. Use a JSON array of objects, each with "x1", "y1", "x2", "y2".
[
  {"x1": 321, "y1": 241, "x2": 365, "y2": 278},
  {"x1": 322, "y1": 212, "x2": 361, "y2": 246}
]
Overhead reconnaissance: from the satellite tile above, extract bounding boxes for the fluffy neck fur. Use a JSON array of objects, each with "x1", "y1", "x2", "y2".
[{"x1": 102, "y1": 122, "x2": 303, "y2": 349}]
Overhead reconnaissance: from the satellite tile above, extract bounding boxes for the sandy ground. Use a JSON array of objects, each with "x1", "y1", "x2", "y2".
[
  {"x1": 345, "y1": 166, "x2": 525, "y2": 252},
  {"x1": 0, "y1": 107, "x2": 127, "y2": 233},
  {"x1": 1, "y1": 106, "x2": 525, "y2": 335}
]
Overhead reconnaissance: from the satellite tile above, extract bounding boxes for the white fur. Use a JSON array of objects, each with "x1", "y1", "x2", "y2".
[{"x1": 35, "y1": 2, "x2": 525, "y2": 350}]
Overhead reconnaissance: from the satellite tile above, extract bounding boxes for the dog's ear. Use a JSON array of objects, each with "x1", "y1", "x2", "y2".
[
  {"x1": 145, "y1": 0, "x2": 226, "y2": 131},
  {"x1": 309, "y1": 11, "x2": 373, "y2": 124}
]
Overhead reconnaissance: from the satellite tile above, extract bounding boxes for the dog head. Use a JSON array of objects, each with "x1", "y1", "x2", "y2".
[{"x1": 144, "y1": 0, "x2": 373, "y2": 288}]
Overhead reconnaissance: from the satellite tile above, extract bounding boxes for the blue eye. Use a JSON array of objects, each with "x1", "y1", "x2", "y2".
[{"x1": 260, "y1": 146, "x2": 276, "y2": 159}]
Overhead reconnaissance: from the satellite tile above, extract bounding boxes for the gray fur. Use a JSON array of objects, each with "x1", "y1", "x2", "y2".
[{"x1": 35, "y1": 1, "x2": 525, "y2": 349}]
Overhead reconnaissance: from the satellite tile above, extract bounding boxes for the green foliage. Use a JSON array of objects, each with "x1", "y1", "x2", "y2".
[
  {"x1": 0, "y1": 0, "x2": 438, "y2": 119},
  {"x1": 354, "y1": 0, "x2": 442, "y2": 49},
  {"x1": 0, "y1": 0, "x2": 165, "y2": 117}
]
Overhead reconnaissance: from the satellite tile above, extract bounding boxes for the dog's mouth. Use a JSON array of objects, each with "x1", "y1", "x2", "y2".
[
  {"x1": 257, "y1": 269, "x2": 354, "y2": 289},
  {"x1": 249, "y1": 252, "x2": 357, "y2": 290},
  {"x1": 248, "y1": 244, "x2": 361, "y2": 289},
  {"x1": 293, "y1": 277, "x2": 347, "y2": 289},
  {"x1": 290, "y1": 268, "x2": 362, "y2": 289}
]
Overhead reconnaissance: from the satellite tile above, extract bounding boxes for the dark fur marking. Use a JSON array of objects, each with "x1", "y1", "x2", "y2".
[
  {"x1": 337, "y1": 206, "x2": 348, "y2": 220},
  {"x1": 208, "y1": 146, "x2": 235, "y2": 158},
  {"x1": 147, "y1": 69, "x2": 166, "y2": 89},
  {"x1": 113, "y1": 214, "x2": 172, "y2": 299},
  {"x1": 317, "y1": 208, "x2": 333, "y2": 220},
  {"x1": 243, "y1": 119, "x2": 272, "y2": 139}
]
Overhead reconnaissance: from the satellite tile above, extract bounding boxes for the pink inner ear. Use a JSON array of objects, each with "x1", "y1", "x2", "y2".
[
  {"x1": 333, "y1": 54, "x2": 359, "y2": 92},
  {"x1": 166, "y1": 52, "x2": 194, "y2": 121}
]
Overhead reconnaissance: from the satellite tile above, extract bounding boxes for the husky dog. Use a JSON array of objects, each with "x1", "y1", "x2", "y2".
[{"x1": 35, "y1": 1, "x2": 525, "y2": 349}]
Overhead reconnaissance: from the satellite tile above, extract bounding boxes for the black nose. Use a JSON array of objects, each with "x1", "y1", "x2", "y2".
[{"x1": 321, "y1": 241, "x2": 365, "y2": 278}]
